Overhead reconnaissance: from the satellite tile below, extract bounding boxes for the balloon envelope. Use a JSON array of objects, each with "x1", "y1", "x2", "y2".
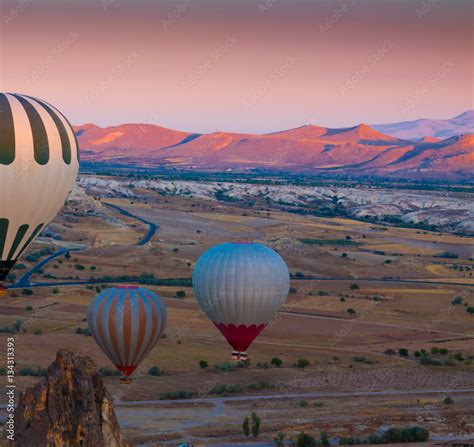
[
  {"x1": 192, "y1": 242, "x2": 290, "y2": 354},
  {"x1": 0, "y1": 93, "x2": 79, "y2": 280},
  {"x1": 87, "y1": 286, "x2": 167, "y2": 377}
]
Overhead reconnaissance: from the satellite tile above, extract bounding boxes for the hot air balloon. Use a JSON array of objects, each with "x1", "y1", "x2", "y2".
[
  {"x1": 192, "y1": 242, "x2": 290, "y2": 360},
  {"x1": 87, "y1": 286, "x2": 167, "y2": 381},
  {"x1": 0, "y1": 93, "x2": 79, "y2": 289}
]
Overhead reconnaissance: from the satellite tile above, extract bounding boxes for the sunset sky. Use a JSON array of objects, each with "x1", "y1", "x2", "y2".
[{"x1": 1, "y1": 0, "x2": 472, "y2": 133}]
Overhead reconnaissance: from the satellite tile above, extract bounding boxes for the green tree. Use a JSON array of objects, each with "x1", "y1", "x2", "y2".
[
  {"x1": 320, "y1": 431, "x2": 330, "y2": 446},
  {"x1": 199, "y1": 360, "x2": 209, "y2": 369},
  {"x1": 271, "y1": 357, "x2": 283, "y2": 367},
  {"x1": 295, "y1": 431, "x2": 317, "y2": 447},
  {"x1": 398, "y1": 348, "x2": 409, "y2": 357},
  {"x1": 242, "y1": 416, "x2": 250, "y2": 437},
  {"x1": 148, "y1": 366, "x2": 162, "y2": 376},
  {"x1": 274, "y1": 432, "x2": 286, "y2": 447},
  {"x1": 350, "y1": 283, "x2": 359, "y2": 290},
  {"x1": 296, "y1": 358, "x2": 310, "y2": 369},
  {"x1": 251, "y1": 412, "x2": 261, "y2": 438},
  {"x1": 347, "y1": 308, "x2": 356, "y2": 316}
]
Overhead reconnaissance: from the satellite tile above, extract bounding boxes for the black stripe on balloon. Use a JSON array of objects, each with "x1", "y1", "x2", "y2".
[
  {"x1": 0, "y1": 219, "x2": 9, "y2": 260},
  {"x1": 27, "y1": 96, "x2": 79, "y2": 163},
  {"x1": 0, "y1": 94, "x2": 15, "y2": 165},
  {"x1": 12, "y1": 94, "x2": 50, "y2": 165},
  {"x1": 25, "y1": 95, "x2": 71, "y2": 164},
  {"x1": 7, "y1": 224, "x2": 29, "y2": 261},
  {"x1": 16, "y1": 223, "x2": 44, "y2": 259}
]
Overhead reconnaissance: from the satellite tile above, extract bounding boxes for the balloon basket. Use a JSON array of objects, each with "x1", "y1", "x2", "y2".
[
  {"x1": 231, "y1": 351, "x2": 247, "y2": 361},
  {"x1": 120, "y1": 376, "x2": 133, "y2": 384}
]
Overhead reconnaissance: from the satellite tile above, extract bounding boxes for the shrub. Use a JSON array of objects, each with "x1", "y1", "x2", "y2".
[
  {"x1": 199, "y1": 360, "x2": 208, "y2": 369},
  {"x1": 21, "y1": 289, "x2": 33, "y2": 296},
  {"x1": 451, "y1": 296, "x2": 464, "y2": 305},
  {"x1": 443, "y1": 396, "x2": 454, "y2": 405},
  {"x1": 289, "y1": 287, "x2": 298, "y2": 294},
  {"x1": 148, "y1": 366, "x2": 162, "y2": 376},
  {"x1": 242, "y1": 416, "x2": 250, "y2": 437},
  {"x1": 453, "y1": 352, "x2": 465, "y2": 361},
  {"x1": 431, "y1": 347, "x2": 439, "y2": 355},
  {"x1": 33, "y1": 329, "x2": 43, "y2": 335},
  {"x1": 398, "y1": 348, "x2": 409, "y2": 357},
  {"x1": 296, "y1": 432, "x2": 317, "y2": 447},
  {"x1": 271, "y1": 357, "x2": 283, "y2": 367},
  {"x1": 299, "y1": 400, "x2": 308, "y2": 408},
  {"x1": 52, "y1": 288, "x2": 60, "y2": 294},
  {"x1": 439, "y1": 348, "x2": 448, "y2": 355},
  {"x1": 274, "y1": 432, "x2": 286, "y2": 447},
  {"x1": 99, "y1": 367, "x2": 121, "y2": 376},
  {"x1": 0, "y1": 368, "x2": 6, "y2": 375},
  {"x1": 350, "y1": 284, "x2": 359, "y2": 290},
  {"x1": 176, "y1": 290, "x2": 186, "y2": 298},
  {"x1": 74, "y1": 264, "x2": 85, "y2": 271},
  {"x1": 347, "y1": 308, "x2": 356, "y2": 316},
  {"x1": 320, "y1": 431, "x2": 330, "y2": 446},
  {"x1": 251, "y1": 412, "x2": 261, "y2": 438},
  {"x1": 75, "y1": 327, "x2": 91, "y2": 336},
  {"x1": 466, "y1": 307, "x2": 474, "y2": 315},
  {"x1": 19, "y1": 366, "x2": 47, "y2": 377},
  {"x1": 296, "y1": 358, "x2": 310, "y2": 369},
  {"x1": 159, "y1": 390, "x2": 196, "y2": 400},
  {"x1": 25, "y1": 305, "x2": 33, "y2": 311}
]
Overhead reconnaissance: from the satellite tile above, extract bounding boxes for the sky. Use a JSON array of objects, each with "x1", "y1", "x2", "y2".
[{"x1": 0, "y1": 0, "x2": 472, "y2": 134}]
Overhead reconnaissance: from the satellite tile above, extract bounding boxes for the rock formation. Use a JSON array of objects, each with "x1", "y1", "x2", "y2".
[{"x1": 11, "y1": 348, "x2": 126, "y2": 447}]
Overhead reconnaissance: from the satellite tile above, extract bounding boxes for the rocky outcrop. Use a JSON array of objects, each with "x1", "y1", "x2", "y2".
[{"x1": 12, "y1": 348, "x2": 126, "y2": 447}]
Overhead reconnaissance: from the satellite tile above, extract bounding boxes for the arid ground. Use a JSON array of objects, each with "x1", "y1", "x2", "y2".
[{"x1": 0, "y1": 176, "x2": 473, "y2": 446}]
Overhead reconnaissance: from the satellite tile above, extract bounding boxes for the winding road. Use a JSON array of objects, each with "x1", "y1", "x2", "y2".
[{"x1": 10, "y1": 203, "x2": 157, "y2": 289}]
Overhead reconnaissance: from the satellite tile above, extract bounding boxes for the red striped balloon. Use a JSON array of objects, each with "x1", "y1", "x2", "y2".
[{"x1": 87, "y1": 286, "x2": 167, "y2": 377}]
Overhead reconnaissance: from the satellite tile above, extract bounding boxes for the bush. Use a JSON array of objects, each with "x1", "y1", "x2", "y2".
[
  {"x1": 176, "y1": 290, "x2": 186, "y2": 298},
  {"x1": 99, "y1": 367, "x2": 121, "y2": 376},
  {"x1": 443, "y1": 396, "x2": 454, "y2": 405},
  {"x1": 21, "y1": 289, "x2": 33, "y2": 296},
  {"x1": 242, "y1": 416, "x2": 250, "y2": 437},
  {"x1": 439, "y1": 348, "x2": 449, "y2": 355},
  {"x1": 210, "y1": 383, "x2": 242, "y2": 395},
  {"x1": 74, "y1": 264, "x2": 85, "y2": 271},
  {"x1": 296, "y1": 432, "x2": 317, "y2": 447},
  {"x1": 466, "y1": 307, "x2": 474, "y2": 315},
  {"x1": 398, "y1": 348, "x2": 409, "y2": 357},
  {"x1": 19, "y1": 366, "x2": 47, "y2": 377},
  {"x1": 25, "y1": 305, "x2": 33, "y2": 311},
  {"x1": 431, "y1": 347, "x2": 439, "y2": 355},
  {"x1": 299, "y1": 400, "x2": 308, "y2": 407},
  {"x1": 33, "y1": 329, "x2": 43, "y2": 335},
  {"x1": 159, "y1": 390, "x2": 196, "y2": 400},
  {"x1": 296, "y1": 358, "x2": 310, "y2": 369},
  {"x1": 148, "y1": 366, "x2": 162, "y2": 376},
  {"x1": 251, "y1": 412, "x2": 261, "y2": 438},
  {"x1": 350, "y1": 284, "x2": 359, "y2": 290},
  {"x1": 52, "y1": 288, "x2": 60, "y2": 294},
  {"x1": 347, "y1": 308, "x2": 356, "y2": 316},
  {"x1": 0, "y1": 367, "x2": 6, "y2": 375},
  {"x1": 199, "y1": 360, "x2": 208, "y2": 369},
  {"x1": 271, "y1": 357, "x2": 283, "y2": 367},
  {"x1": 274, "y1": 432, "x2": 286, "y2": 447},
  {"x1": 75, "y1": 327, "x2": 91, "y2": 336},
  {"x1": 289, "y1": 287, "x2": 298, "y2": 294},
  {"x1": 320, "y1": 431, "x2": 330, "y2": 446}
]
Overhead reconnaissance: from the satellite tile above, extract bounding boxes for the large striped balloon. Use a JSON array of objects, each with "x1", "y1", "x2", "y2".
[
  {"x1": 0, "y1": 93, "x2": 79, "y2": 281},
  {"x1": 193, "y1": 242, "x2": 290, "y2": 357},
  {"x1": 87, "y1": 286, "x2": 167, "y2": 377}
]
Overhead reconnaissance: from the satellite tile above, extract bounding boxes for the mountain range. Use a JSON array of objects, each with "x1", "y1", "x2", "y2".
[{"x1": 75, "y1": 111, "x2": 474, "y2": 180}]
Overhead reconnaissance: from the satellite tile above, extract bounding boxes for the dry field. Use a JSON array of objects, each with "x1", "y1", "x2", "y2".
[{"x1": 0, "y1": 183, "x2": 473, "y2": 445}]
